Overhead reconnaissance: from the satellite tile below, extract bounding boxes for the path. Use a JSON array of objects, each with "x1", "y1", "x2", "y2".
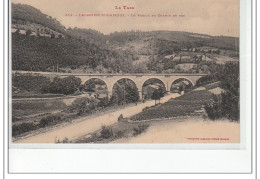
[{"x1": 16, "y1": 93, "x2": 180, "y2": 143}]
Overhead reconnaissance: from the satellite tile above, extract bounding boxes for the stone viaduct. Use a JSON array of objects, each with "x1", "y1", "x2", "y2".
[{"x1": 13, "y1": 71, "x2": 207, "y2": 100}]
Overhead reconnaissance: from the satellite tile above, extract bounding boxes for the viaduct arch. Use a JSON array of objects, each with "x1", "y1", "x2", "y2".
[
  {"x1": 77, "y1": 74, "x2": 204, "y2": 100},
  {"x1": 13, "y1": 71, "x2": 207, "y2": 100}
]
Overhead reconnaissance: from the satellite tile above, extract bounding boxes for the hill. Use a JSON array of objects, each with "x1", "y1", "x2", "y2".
[
  {"x1": 109, "y1": 30, "x2": 239, "y2": 54},
  {"x1": 11, "y1": 3, "x2": 239, "y2": 74},
  {"x1": 12, "y1": 33, "x2": 130, "y2": 72},
  {"x1": 12, "y1": 3, "x2": 66, "y2": 34},
  {"x1": 66, "y1": 27, "x2": 107, "y2": 46}
]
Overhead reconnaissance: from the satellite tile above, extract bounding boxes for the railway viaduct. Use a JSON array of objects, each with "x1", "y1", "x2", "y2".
[{"x1": 13, "y1": 71, "x2": 207, "y2": 99}]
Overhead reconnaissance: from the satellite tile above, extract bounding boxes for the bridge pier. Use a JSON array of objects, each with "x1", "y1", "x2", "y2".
[
  {"x1": 138, "y1": 91, "x2": 143, "y2": 101},
  {"x1": 107, "y1": 91, "x2": 113, "y2": 101}
]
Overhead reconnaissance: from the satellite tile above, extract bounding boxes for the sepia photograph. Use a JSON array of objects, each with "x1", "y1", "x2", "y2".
[{"x1": 10, "y1": 0, "x2": 240, "y2": 144}]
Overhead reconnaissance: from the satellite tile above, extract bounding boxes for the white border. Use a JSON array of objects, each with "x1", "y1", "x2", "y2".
[{"x1": 3, "y1": 0, "x2": 255, "y2": 175}]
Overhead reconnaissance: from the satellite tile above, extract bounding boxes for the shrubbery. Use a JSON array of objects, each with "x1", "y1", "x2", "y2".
[
  {"x1": 13, "y1": 114, "x2": 63, "y2": 136},
  {"x1": 204, "y1": 95, "x2": 223, "y2": 120},
  {"x1": 151, "y1": 86, "x2": 165, "y2": 104},
  {"x1": 39, "y1": 115, "x2": 62, "y2": 127},
  {"x1": 12, "y1": 122, "x2": 36, "y2": 136},
  {"x1": 204, "y1": 63, "x2": 239, "y2": 121},
  {"x1": 109, "y1": 79, "x2": 139, "y2": 105},
  {"x1": 133, "y1": 124, "x2": 150, "y2": 136},
  {"x1": 12, "y1": 73, "x2": 82, "y2": 95},
  {"x1": 12, "y1": 73, "x2": 51, "y2": 94},
  {"x1": 100, "y1": 125, "x2": 114, "y2": 139},
  {"x1": 41, "y1": 76, "x2": 81, "y2": 95},
  {"x1": 68, "y1": 97, "x2": 100, "y2": 116}
]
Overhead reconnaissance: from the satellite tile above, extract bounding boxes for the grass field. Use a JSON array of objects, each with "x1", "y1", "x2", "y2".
[
  {"x1": 130, "y1": 90, "x2": 213, "y2": 121},
  {"x1": 12, "y1": 99, "x2": 67, "y2": 118}
]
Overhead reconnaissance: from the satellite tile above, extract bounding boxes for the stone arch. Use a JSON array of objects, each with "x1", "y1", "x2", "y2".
[
  {"x1": 83, "y1": 78, "x2": 109, "y2": 96},
  {"x1": 111, "y1": 78, "x2": 140, "y2": 103},
  {"x1": 170, "y1": 78, "x2": 194, "y2": 93},
  {"x1": 141, "y1": 78, "x2": 167, "y2": 100}
]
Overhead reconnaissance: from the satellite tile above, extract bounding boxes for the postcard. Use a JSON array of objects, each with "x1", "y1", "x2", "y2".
[
  {"x1": 5, "y1": 0, "x2": 255, "y2": 174},
  {"x1": 10, "y1": 0, "x2": 242, "y2": 145}
]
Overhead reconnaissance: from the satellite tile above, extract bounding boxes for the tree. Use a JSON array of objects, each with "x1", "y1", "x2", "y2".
[
  {"x1": 204, "y1": 63, "x2": 239, "y2": 121},
  {"x1": 158, "y1": 85, "x2": 165, "y2": 103},
  {"x1": 151, "y1": 89, "x2": 163, "y2": 105},
  {"x1": 110, "y1": 79, "x2": 139, "y2": 106},
  {"x1": 133, "y1": 63, "x2": 148, "y2": 73},
  {"x1": 84, "y1": 81, "x2": 96, "y2": 92},
  {"x1": 42, "y1": 76, "x2": 82, "y2": 95},
  {"x1": 155, "y1": 63, "x2": 164, "y2": 73}
]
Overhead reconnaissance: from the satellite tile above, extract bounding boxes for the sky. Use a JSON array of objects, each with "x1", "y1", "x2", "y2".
[{"x1": 12, "y1": 0, "x2": 239, "y2": 37}]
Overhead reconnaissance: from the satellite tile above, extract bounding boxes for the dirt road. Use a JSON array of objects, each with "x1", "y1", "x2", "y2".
[{"x1": 15, "y1": 93, "x2": 180, "y2": 143}]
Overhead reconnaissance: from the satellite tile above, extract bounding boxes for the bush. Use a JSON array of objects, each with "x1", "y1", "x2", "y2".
[
  {"x1": 151, "y1": 87, "x2": 164, "y2": 104},
  {"x1": 12, "y1": 73, "x2": 51, "y2": 94},
  {"x1": 42, "y1": 76, "x2": 82, "y2": 95},
  {"x1": 100, "y1": 125, "x2": 114, "y2": 139},
  {"x1": 204, "y1": 63, "x2": 239, "y2": 121},
  {"x1": 39, "y1": 115, "x2": 62, "y2": 127},
  {"x1": 204, "y1": 95, "x2": 223, "y2": 120},
  {"x1": 12, "y1": 122, "x2": 36, "y2": 136},
  {"x1": 133, "y1": 124, "x2": 149, "y2": 136},
  {"x1": 118, "y1": 114, "x2": 124, "y2": 121},
  {"x1": 68, "y1": 97, "x2": 99, "y2": 116},
  {"x1": 115, "y1": 130, "x2": 124, "y2": 138},
  {"x1": 98, "y1": 97, "x2": 109, "y2": 108}
]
